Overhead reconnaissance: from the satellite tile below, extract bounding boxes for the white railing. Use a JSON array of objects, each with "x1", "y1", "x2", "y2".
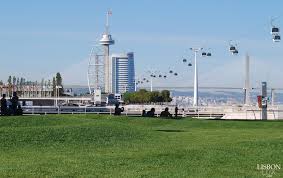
[{"x1": 19, "y1": 105, "x2": 283, "y2": 120}]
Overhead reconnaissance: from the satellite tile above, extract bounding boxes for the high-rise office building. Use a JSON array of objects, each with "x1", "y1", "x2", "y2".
[{"x1": 109, "y1": 52, "x2": 135, "y2": 94}]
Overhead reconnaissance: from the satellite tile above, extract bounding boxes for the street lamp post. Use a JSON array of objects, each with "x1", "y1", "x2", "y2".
[
  {"x1": 134, "y1": 80, "x2": 137, "y2": 92},
  {"x1": 190, "y1": 48, "x2": 203, "y2": 107},
  {"x1": 148, "y1": 71, "x2": 156, "y2": 92},
  {"x1": 150, "y1": 77, "x2": 153, "y2": 92}
]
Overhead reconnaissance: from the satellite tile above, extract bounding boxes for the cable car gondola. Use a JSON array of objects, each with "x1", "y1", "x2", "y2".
[
  {"x1": 271, "y1": 27, "x2": 280, "y2": 34},
  {"x1": 229, "y1": 40, "x2": 238, "y2": 53},
  {"x1": 273, "y1": 34, "x2": 281, "y2": 42},
  {"x1": 206, "y1": 48, "x2": 212, "y2": 57},
  {"x1": 232, "y1": 50, "x2": 239, "y2": 55},
  {"x1": 229, "y1": 46, "x2": 236, "y2": 52}
]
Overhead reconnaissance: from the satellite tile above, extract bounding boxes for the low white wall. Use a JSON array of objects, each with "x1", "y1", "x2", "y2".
[{"x1": 222, "y1": 111, "x2": 279, "y2": 120}]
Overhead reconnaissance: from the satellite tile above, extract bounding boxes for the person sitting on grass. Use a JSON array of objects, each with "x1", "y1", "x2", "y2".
[
  {"x1": 11, "y1": 92, "x2": 19, "y2": 115},
  {"x1": 142, "y1": 110, "x2": 146, "y2": 117},
  {"x1": 114, "y1": 103, "x2": 124, "y2": 116},
  {"x1": 146, "y1": 108, "x2": 155, "y2": 117},
  {"x1": 16, "y1": 105, "x2": 23, "y2": 116},
  {"x1": 0, "y1": 94, "x2": 7, "y2": 116},
  {"x1": 160, "y1": 107, "x2": 172, "y2": 118},
  {"x1": 7, "y1": 96, "x2": 12, "y2": 116}
]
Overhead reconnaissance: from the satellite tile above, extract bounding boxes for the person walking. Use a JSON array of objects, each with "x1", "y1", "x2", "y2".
[{"x1": 175, "y1": 106, "x2": 178, "y2": 118}]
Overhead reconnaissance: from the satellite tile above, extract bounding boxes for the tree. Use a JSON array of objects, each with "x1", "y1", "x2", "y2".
[
  {"x1": 122, "y1": 90, "x2": 172, "y2": 104},
  {"x1": 150, "y1": 91, "x2": 160, "y2": 103},
  {"x1": 56, "y1": 73, "x2": 62, "y2": 86},
  {"x1": 7, "y1": 76, "x2": 12, "y2": 96},
  {"x1": 41, "y1": 78, "x2": 44, "y2": 87},
  {"x1": 55, "y1": 72, "x2": 64, "y2": 96},
  {"x1": 16, "y1": 78, "x2": 19, "y2": 86},
  {"x1": 12, "y1": 76, "x2": 16, "y2": 86},
  {"x1": 123, "y1": 92, "x2": 132, "y2": 104},
  {"x1": 161, "y1": 90, "x2": 172, "y2": 102},
  {"x1": 7, "y1": 76, "x2": 12, "y2": 85},
  {"x1": 20, "y1": 78, "x2": 25, "y2": 87},
  {"x1": 52, "y1": 77, "x2": 56, "y2": 97},
  {"x1": 16, "y1": 77, "x2": 20, "y2": 93},
  {"x1": 139, "y1": 89, "x2": 151, "y2": 103}
]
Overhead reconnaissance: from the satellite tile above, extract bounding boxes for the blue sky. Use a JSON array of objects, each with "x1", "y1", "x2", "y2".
[{"x1": 0, "y1": 0, "x2": 283, "y2": 88}]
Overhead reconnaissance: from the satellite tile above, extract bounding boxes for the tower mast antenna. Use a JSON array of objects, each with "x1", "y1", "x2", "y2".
[{"x1": 106, "y1": 10, "x2": 112, "y2": 35}]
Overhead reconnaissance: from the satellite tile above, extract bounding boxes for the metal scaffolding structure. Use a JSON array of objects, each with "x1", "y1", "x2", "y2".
[{"x1": 87, "y1": 45, "x2": 105, "y2": 94}]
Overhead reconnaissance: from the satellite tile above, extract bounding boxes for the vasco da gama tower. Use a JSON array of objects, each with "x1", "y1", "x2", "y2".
[{"x1": 99, "y1": 11, "x2": 115, "y2": 93}]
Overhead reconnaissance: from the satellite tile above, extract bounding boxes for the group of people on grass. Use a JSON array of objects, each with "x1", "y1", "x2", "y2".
[
  {"x1": 114, "y1": 103, "x2": 182, "y2": 118},
  {"x1": 0, "y1": 92, "x2": 23, "y2": 116},
  {"x1": 142, "y1": 107, "x2": 179, "y2": 118}
]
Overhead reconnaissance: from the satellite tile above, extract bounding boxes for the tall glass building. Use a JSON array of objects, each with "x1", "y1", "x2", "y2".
[{"x1": 109, "y1": 52, "x2": 135, "y2": 94}]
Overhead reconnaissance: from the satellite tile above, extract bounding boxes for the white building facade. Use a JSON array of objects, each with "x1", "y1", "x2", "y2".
[{"x1": 110, "y1": 52, "x2": 135, "y2": 94}]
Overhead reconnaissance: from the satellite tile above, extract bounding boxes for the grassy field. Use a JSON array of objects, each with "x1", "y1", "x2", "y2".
[{"x1": 0, "y1": 115, "x2": 282, "y2": 177}]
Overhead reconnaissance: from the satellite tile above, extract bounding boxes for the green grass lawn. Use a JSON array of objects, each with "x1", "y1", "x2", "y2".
[{"x1": 0, "y1": 115, "x2": 282, "y2": 177}]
